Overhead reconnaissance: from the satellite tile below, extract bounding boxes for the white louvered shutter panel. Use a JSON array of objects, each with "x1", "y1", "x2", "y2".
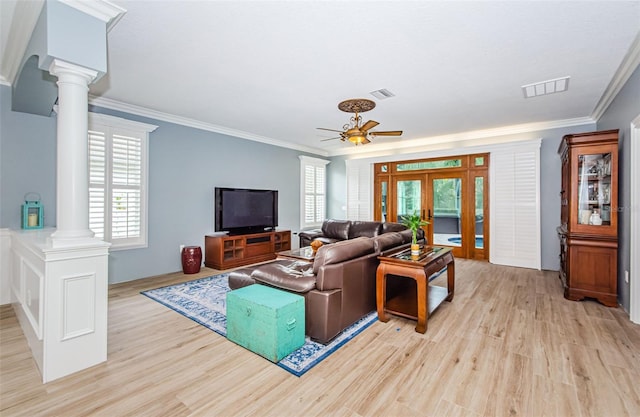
[
  {"x1": 345, "y1": 160, "x2": 372, "y2": 220},
  {"x1": 314, "y1": 166, "x2": 326, "y2": 223},
  {"x1": 89, "y1": 129, "x2": 107, "y2": 238},
  {"x1": 490, "y1": 143, "x2": 541, "y2": 269},
  {"x1": 299, "y1": 156, "x2": 330, "y2": 229},
  {"x1": 111, "y1": 133, "x2": 142, "y2": 241}
]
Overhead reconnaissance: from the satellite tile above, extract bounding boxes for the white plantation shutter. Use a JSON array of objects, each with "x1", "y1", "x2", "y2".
[
  {"x1": 345, "y1": 159, "x2": 372, "y2": 220},
  {"x1": 111, "y1": 134, "x2": 142, "y2": 240},
  {"x1": 300, "y1": 156, "x2": 330, "y2": 229},
  {"x1": 490, "y1": 140, "x2": 541, "y2": 269},
  {"x1": 88, "y1": 113, "x2": 157, "y2": 250}
]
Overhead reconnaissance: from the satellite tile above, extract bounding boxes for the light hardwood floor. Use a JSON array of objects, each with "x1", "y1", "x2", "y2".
[{"x1": 1, "y1": 259, "x2": 640, "y2": 417}]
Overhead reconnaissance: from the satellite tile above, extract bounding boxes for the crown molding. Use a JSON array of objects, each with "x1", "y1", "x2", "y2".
[
  {"x1": 88, "y1": 95, "x2": 329, "y2": 157},
  {"x1": 58, "y1": 0, "x2": 126, "y2": 31},
  {"x1": 0, "y1": 0, "x2": 44, "y2": 86},
  {"x1": 591, "y1": 30, "x2": 640, "y2": 121},
  {"x1": 328, "y1": 116, "x2": 595, "y2": 157}
]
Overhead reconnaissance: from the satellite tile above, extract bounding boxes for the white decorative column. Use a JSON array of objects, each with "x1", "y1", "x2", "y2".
[
  {"x1": 8, "y1": 0, "x2": 126, "y2": 384},
  {"x1": 48, "y1": 59, "x2": 97, "y2": 245}
]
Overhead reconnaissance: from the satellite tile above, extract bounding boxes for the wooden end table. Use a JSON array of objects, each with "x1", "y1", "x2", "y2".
[{"x1": 376, "y1": 246, "x2": 455, "y2": 333}]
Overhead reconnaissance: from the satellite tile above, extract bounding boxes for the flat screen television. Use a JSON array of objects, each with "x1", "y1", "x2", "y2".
[{"x1": 214, "y1": 187, "x2": 278, "y2": 235}]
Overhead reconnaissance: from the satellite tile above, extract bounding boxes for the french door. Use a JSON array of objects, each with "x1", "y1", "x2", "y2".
[{"x1": 375, "y1": 154, "x2": 488, "y2": 260}]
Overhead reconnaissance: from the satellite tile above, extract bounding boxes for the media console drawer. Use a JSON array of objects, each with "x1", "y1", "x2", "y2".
[{"x1": 246, "y1": 241, "x2": 273, "y2": 257}]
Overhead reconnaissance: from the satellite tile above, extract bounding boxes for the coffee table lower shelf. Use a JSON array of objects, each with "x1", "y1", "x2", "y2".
[{"x1": 383, "y1": 285, "x2": 449, "y2": 320}]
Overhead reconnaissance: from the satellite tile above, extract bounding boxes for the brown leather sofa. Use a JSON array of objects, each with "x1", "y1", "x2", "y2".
[
  {"x1": 298, "y1": 219, "x2": 409, "y2": 248},
  {"x1": 228, "y1": 230, "x2": 419, "y2": 344}
]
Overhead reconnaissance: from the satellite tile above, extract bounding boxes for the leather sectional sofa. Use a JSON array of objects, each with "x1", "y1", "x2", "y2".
[
  {"x1": 298, "y1": 219, "x2": 408, "y2": 248},
  {"x1": 229, "y1": 220, "x2": 425, "y2": 344}
]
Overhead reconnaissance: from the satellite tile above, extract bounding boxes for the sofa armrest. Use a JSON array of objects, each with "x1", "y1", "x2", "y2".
[{"x1": 299, "y1": 229, "x2": 323, "y2": 247}]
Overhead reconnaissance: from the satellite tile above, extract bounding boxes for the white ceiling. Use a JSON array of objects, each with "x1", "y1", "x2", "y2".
[{"x1": 5, "y1": 1, "x2": 640, "y2": 156}]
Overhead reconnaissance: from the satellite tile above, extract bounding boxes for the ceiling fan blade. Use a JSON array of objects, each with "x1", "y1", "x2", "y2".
[
  {"x1": 317, "y1": 127, "x2": 344, "y2": 133},
  {"x1": 360, "y1": 120, "x2": 379, "y2": 132},
  {"x1": 369, "y1": 130, "x2": 403, "y2": 137},
  {"x1": 320, "y1": 136, "x2": 341, "y2": 142},
  {"x1": 361, "y1": 137, "x2": 371, "y2": 144}
]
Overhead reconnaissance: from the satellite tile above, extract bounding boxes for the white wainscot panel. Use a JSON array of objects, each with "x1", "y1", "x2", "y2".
[
  {"x1": 23, "y1": 259, "x2": 43, "y2": 340},
  {"x1": 61, "y1": 274, "x2": 96, "y2": 340},
  {"x1": 11, "y1": 250, "x2": 22, "y2": 304}
]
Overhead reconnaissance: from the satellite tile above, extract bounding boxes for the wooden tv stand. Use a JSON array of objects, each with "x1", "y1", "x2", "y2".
[{"x1": 204, "y1": 230, "x2": 291, "y2": 270}]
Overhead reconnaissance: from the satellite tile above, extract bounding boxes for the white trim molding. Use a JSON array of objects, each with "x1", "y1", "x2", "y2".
[
  {"x1": 58, "y1": 0, "x2": 126, "y2": 31},
  {"x1": 592, "y1": 32, "x2": 640, "y2": 121},
  {"x1": 0, "y1": 0, "x2": 44, "y2": 86},
  {"x1": 89, "y1": 96, "x2": 330, "y2": 157},
  {"x1": 630, "y1": 114, "x2": 640, "y2": 324}
]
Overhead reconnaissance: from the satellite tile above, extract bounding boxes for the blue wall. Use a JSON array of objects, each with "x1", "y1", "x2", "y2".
[
  {"x1": 597, "y1": 64, "x2": 640, "y2": 312},
  {"x1": 1, "y1": 85, "x2": 321, "y2": 283},
  {"x1": 0, "y1": 85, "x2": 57, "y2": 228}
]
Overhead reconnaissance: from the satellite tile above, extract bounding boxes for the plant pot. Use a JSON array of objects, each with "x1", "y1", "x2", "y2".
[{"x1": 411, "y1": 243, "x2": 420, "y2": 257}]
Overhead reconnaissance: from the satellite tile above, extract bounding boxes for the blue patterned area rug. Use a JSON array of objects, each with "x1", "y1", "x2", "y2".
[{"x1": 141, "y1": 274, "x2": 377, "y2": 377}]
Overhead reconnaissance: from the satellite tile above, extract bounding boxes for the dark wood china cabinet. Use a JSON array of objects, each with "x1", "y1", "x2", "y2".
[{"x1": 557, "y1": 129, "x2": 618, "y2": 307}]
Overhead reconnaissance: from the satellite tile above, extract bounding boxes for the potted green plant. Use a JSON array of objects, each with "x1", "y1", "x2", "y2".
[{"x1": 400, "y1": 211, "x2": 429, "y2": 256}]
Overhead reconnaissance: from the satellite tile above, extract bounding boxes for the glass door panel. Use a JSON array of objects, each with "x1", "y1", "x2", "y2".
[
  {"x1": 474, "y1": 176, "x2": 484, "y2": 249},
  {"x1": 396, "y1": 179, "x2": 423, "y2": 221},
  {"x1": 431, "y1": 177, "x2": 462, "y2": 247},
  {"x1": 381, "y1": 181, "x2": 388, "y2": 222}
]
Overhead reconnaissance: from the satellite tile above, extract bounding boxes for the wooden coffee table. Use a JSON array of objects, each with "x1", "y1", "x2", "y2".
[{"x1": 376, "y1": 246, "x2": 455, "y2": 333}]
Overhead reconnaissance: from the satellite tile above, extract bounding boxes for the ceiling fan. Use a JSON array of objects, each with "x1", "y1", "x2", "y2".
[{"x1": 317, "y1": 98, "x2": 403, "y2": 145}]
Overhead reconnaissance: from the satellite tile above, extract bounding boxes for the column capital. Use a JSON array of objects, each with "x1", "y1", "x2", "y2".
[{"x1": 48, "y1": 59, "x2": 98, "y2": 84}]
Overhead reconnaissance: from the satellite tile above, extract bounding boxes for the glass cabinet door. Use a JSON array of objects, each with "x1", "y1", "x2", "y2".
[{"x1": 574, "y1": 148, "x2": 617, "y2": 235}]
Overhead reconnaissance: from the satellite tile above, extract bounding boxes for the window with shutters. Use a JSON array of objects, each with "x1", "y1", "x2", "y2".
[
  {"x1": 299, "y1": 156, "x2": 330, "y2": 229},
  {"x1": 88, "y1": 113, "x2": 157, "y2": 250}
]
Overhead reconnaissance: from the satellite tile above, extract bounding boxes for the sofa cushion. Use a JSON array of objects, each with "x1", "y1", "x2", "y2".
[
  {"x1": 252, "y1": 261, "x2": 316, "y2": 293},
  {"x1": 372, "y1": 232, "x2": 404, "y2": 253},
  {"x1": 313, "y1": 237, "x2": 375, "y2": 275},
  {"x1": 348, "y1": 221, "x2": 383, "y2": 239},
  {"x1": 381, "y1": 222, "x2": 407, "y2": 234},
  {"x1": 398, "y1": 229, "x2": 414, "y2": 244},
  {"x1": 321, "y1": 219, "x2": 351, "y2": 240}
]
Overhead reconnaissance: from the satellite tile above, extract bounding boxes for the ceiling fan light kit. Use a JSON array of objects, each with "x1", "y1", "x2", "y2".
[{"x1": 318, "y1": 98, "x2": 403, "y2": 146}]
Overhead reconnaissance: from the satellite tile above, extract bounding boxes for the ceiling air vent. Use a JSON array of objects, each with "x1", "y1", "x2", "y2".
[
  {"x1": 370, "y1": 89, "x2": 395, "y2": 100},
  {"x1": 522, "y1": 76, "x2": 570, "y2": 98}
]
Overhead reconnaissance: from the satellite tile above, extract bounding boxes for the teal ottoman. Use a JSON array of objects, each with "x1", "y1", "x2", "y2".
[{"x1": 226, "y1": 284, "x2": 305, "y2": 362}]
